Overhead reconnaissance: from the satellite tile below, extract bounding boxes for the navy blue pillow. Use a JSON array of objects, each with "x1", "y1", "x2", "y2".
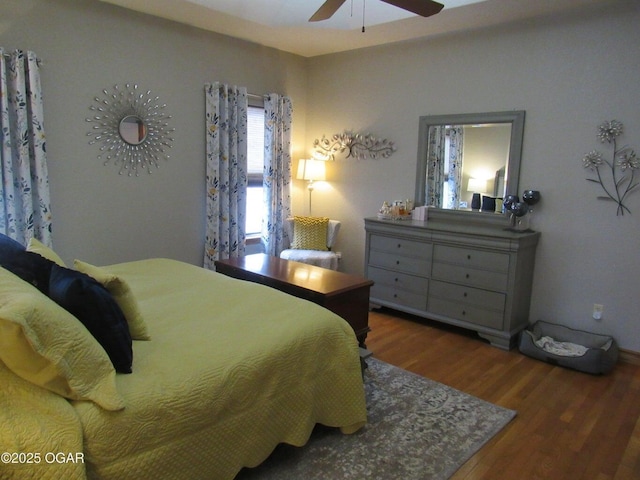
[
  {"x1": 49, "y1": 265, "x2": 133, "y2": 374},
  {"x1": 0, "y1": 232, "x2": 26, "y2": 258},
  {"x1": 0, "y1": 250, "x2": 54, "y2": 295}
]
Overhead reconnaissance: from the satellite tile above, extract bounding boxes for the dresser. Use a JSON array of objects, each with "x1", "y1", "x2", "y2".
[{"x1": 364, "y1": 214, "x2": 540, "y2": 349}]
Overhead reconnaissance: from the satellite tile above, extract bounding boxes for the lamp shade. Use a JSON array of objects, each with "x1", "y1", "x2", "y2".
[
  {"x1": 467, "y1": 177, "x2": 487, "y2": 193},
  {"x1": 297, "y1": 158, "x2": 326, "y2": 182}
]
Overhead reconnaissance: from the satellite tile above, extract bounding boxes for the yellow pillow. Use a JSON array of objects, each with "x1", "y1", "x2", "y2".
[
  {"x1": 291, "y1": 216, "x2": 329, "y2": 251},
  {"x1": 26, "y1": 238, "x2": 66, "y2": 267},
  {"x1": 73, "y1": 259, "x2": 150, "y2": 340},
  {"x1": 0, "y1": 267, "x2": 125, "y2": 411}
]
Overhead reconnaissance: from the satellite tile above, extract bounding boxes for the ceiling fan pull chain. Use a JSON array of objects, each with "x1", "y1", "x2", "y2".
[{"x1": 362, "y1": 0, "x2": 366, "y2": 32}]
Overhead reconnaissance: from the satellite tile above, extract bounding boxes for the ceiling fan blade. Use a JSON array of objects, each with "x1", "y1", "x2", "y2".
[
  {"x1": 380, "y1": 0, "x2": 444, "y2": 18},
  {"x1": 309, "y1": 0, "x2": 348, "y2": 22}
]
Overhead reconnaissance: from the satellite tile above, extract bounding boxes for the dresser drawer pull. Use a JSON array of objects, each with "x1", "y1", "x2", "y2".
[
  {"x1": 465, "y1": 273, "x2": 470, "y2": 279},
  {"x1": 467, "y1": 254, "x2": 471, "y2": 260},
  {"x1": 463, "y1": 292, "x2": 468, "y2": 297},
  {"x1": 397, "y1": 243, "x2": 402, "y2": 248},
  {"x1": 396, "y1": 260, "x2": 400, "y2": 265},
  {"x1": 395, "y1": 278, "x2": 399, "y2": 282},
  {"x1": 462, "y1": 310, "x2": 466, "y2": 316}
]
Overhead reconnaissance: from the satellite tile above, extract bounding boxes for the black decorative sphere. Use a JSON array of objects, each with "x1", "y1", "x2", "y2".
[
  {"x1": 509, "y1": 201, "x2": 528, "y2": 217},
  {"x1": 522, "y1": 190, "x2": 541, "y2": 206},
  {"x1": 503, "y1": 195, "x2": 519, "y2": 208}
]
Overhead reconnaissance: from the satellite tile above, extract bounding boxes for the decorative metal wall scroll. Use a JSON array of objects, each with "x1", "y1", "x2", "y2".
[
  {"x1": 312, "y1": 130, "x2": 396, "y2": 161},
  {"x1": 86, "y1": 83, "x2": 174, "y2": 176}
]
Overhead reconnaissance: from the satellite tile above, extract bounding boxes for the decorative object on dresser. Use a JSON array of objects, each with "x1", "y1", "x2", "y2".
[
  {"x1": 215, "y1": 254, "x2": 373, "y2": 347},
  {"x1": 504, "y1": 190, "x2": 541, "y2": 232},
  {"x1": 364, "y1": 211, "x2": 539, "y2": 349},
  {"x1": 467, "y1": 177, "x2": 486, "y2": 211},
  {"x1": 279, "y1": 216, "x2": 341, "y2": 270},
  {"x1": 582, "y1": 120, "x2": 638, "y2": 216},
  {"x1": 86, "y1": 83, "x2": 174, "y2": 176},
  {"x1": 312, "y1": 130, "x2": 396, "y2": 161}
]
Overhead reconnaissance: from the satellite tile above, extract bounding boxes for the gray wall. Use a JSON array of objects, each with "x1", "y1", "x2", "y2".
[
  {"x1": 1, "y1": 0, "x2": 307, "y2": 266},
  {"x1": 306, "y1": 4, "x2": 640, "y2": 351},
  {"x1": 2, "y1": 0, "x2": 639, "y2": 352}
]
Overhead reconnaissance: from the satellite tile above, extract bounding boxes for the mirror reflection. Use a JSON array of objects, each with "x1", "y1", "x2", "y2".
[
  {"x1": 415, "y1": 111, "x2": 525, "y2": 213},
  {"x1": 119, "y1": 115, "x2": 147, "y2": 145}
]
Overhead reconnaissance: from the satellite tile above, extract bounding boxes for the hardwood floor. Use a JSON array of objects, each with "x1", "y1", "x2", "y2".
[{"x1": 365, "y1": 308, "x2": 640, "y2": 480}]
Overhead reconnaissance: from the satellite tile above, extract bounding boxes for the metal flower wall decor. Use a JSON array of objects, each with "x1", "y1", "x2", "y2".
[
  {"x1": 582, "y1": 120, "x2": 638, "y2": 215},
  {"x1": 312, "y1": 130, "x2": 396, "y2": 161},
  {"x1": 86, "y1": 83, "x2": 174, "y2": 176}
]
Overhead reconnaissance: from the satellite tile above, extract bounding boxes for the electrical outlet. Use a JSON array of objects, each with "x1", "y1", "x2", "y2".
[{"x1": 593, "y1": 304, "x2": 604, "y2": 320}]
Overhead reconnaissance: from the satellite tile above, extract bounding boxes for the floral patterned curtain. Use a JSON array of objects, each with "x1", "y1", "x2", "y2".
[
  {"x1": 261, "y1": 94, "x2": 292, "y2": 257},
  {"x1": 445, "y1": 127, "x2": 464, "y2": 209},
  {"x1": 203, "y1": 82, "x2": 248, "y2": 268},
  {"x1": 0, "y1": 49, "x2": 52, "y2": 245},
  {"x1": 426, "y1": 126, "x2": 445, "y2": 207}
]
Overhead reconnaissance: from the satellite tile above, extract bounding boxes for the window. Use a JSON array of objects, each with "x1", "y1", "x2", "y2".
[{"x1": 245, "y1": 103, "x2": 265, "y2": 237}]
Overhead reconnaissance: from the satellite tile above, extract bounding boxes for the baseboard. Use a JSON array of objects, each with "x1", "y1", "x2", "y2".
[{"x1": 619, "y1": 348, "x2": 640, "y2": 366}]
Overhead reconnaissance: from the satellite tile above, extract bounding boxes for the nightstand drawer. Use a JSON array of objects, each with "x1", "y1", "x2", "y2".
[{"x1": 433, "y1": 244, "x2": 509, "y2": 272}]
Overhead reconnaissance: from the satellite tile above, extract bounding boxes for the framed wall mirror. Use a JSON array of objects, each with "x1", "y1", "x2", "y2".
[
  {"x1": 87, "y1": 84, "x2": 174, "y2": 177},
  {"x1": 415, "y1": 110, "x2": 525, "y2": 216}
]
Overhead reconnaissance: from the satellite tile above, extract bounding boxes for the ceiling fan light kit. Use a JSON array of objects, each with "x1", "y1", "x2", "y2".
[{"x1": 309, "y1": 0, "x2": 444, "y2": 23}]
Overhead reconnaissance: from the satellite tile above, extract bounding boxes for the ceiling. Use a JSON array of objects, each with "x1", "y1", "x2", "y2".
[{"x1": 100, "y1": 0, "x2": 614, "y2": 57}]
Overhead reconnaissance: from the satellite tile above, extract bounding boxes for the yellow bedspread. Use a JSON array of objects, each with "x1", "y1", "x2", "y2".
[{"x1": 72, "y1": 258, "x2": 366, "y2": 479}]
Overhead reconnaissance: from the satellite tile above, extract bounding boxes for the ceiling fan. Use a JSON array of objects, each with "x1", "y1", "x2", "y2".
[{"x1": 309, "y1": 0, "x2": 444, "y2": 22}]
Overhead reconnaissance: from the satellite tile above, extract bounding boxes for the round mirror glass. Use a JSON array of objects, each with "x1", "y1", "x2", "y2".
[{"x1": 119, "y1": 115, "x2": 147, "y2": 145}]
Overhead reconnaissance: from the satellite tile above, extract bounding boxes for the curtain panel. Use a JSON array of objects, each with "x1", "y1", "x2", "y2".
[
  {"x1": 0, "y1": 49, "x2": 52, "y2": 245},
  {"x1": 261, "y1": 94, "x2": 292, "y2": 257},
  {"x1": 446, "y1": 127, "x2": 464, "y2": 209},
  {"x1": 203, "y1": 82, "x2": 248, "y2": 268},
  {"x1": 426, "y1": 126, "x2": 445, "y2": 208}
]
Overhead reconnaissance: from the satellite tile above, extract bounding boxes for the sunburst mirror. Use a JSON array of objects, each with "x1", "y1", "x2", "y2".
[{"x1": 86, "y1": 83, "x2": 174, "y2": 176}]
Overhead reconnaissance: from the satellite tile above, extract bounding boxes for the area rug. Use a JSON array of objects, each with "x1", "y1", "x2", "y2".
[{"x1": 236, "y1": 358, "x2": 516, "y2": 480}]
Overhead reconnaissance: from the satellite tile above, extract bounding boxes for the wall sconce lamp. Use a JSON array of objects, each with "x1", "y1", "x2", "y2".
[
  {"x1": 297, "y1": 158, "x2": 326, "y2": 215},
  {"x1": 467, "y1": 177, "x2": 487, "y2": 210}
]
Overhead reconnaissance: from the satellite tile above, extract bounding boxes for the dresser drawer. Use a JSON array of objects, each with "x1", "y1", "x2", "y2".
[
  {"x1": 370, "y1": 234, "x2": 432, "y2": 260},
  {"x1": 369, "y1": 251, "x2": 431, "y2": 276},
  {"x1": 371, "y1": 284, "x2": 428, "y2": 311},
  {"x1": 432, "y1": 263, "x2": 508, "y2": 291},
  {"x1": 429, "y1": 280, "x2": 505, "y2": 312},
  {"x1": 368, "y1": 266, "x2": 429, "y2": 294},
  {"x1": 428, "y1": 297, "x2": 504, "y2": 330},
  {"x1": 433, "y1": 245, "x2": 509, "y2": 272}
]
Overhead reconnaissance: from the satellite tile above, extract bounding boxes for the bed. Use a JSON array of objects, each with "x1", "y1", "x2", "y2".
[{"x1": 0, "y1": 236, "x2": 367, "y2": 480}]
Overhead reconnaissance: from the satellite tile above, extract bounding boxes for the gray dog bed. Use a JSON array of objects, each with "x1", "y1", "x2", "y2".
[{"x1": 519, "y1": 321, "x2": 618, "y2": 374}]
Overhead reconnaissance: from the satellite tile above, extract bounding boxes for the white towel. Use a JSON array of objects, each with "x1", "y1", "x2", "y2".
[{"x1": 534, "y1": 336, "x2": 589, "y2": 357}]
